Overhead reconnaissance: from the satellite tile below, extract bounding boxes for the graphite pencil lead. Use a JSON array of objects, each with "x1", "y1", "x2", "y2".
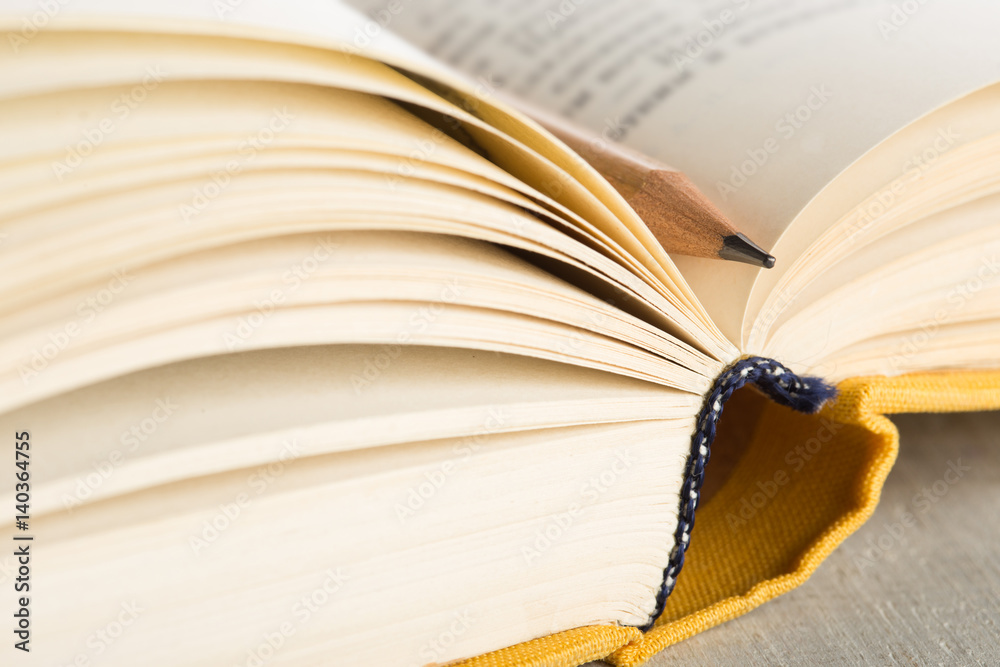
[{"x1": 718, "y1": 233, "x2": 777, "y2": 269}]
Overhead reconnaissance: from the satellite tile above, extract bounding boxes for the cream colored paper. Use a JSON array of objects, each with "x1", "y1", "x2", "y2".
[{"x1": 355, "y1": 0, "x2": 1000, "y2": 342}]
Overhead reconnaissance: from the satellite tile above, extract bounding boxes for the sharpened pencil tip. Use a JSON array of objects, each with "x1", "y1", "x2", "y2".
[{"x1": 719, "y1": 233, "x2": 776, "y2": 269}]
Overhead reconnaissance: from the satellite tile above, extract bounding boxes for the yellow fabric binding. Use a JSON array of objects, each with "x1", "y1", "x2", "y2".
[{"x1": 453, "y1": 370, "x2": 1000, "y2": 667}]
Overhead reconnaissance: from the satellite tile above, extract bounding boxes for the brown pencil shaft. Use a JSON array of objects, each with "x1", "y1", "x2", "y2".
[
  {"x1": 514, "y1": 99, "x2": 772, "y2": 261},
  {"x1": 508, "y1": 96, "x2": 775, "y2": 267},
  {"x1": 537, "y1": 114, "x2": 736, "y2": 247},
  {"x1": 540, "y1": 116, "x2": 664, "y2": 201}
]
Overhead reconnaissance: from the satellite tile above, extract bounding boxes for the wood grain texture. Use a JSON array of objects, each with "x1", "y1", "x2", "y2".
[{"x1": 587, "y1": 410, "x2": 1000, "y2": 666}]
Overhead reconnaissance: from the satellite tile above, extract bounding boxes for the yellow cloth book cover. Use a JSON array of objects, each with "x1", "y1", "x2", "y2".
[
  {"x1": 3, "y1": 0, "x2": 999, "y2": 665},
  {"x1": 456, "y1": 370, "x2": 1000, "y2": 667}
]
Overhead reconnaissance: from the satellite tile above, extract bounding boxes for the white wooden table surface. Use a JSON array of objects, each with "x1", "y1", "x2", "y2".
[{"x1": 588, "y1": 410, "x2": 1000, "y2": 666}]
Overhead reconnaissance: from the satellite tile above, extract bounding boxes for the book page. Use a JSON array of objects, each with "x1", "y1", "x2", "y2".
[
  {"x1": 348, "y1": 0, "x2": 1000, "y2": 342},
  {"x1": 0, "y1": 225, "x2": 717, "y2": 413},
  {"x1": 0, "y1": 0, "x2": 733, "y2": 354},
  {"x1": 0, "y1": 0, "x2": 446, "y2": 77},
  {"x1": 9, "y1": 418, "x2": 685, "y2": 666},
  {"x1": 0, "y1": 344, "x2": 700, "y2": 515}
]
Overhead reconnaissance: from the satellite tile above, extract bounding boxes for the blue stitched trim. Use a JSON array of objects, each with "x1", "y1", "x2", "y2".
[{"x1": 639, "y1": 356, "x2": 838, "y2": 632}]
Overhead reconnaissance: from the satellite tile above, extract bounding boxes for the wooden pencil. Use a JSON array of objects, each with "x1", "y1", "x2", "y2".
[{"x1": 521, "y1": 102, "x2": 776, "y2": 269}]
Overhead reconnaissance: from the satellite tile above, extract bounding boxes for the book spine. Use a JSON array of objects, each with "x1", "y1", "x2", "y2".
[{"x1": 641, "y1": 356, "x2": 837, "y2": 631}]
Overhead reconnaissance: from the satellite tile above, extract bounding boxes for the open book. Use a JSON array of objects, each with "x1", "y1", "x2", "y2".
[{"x1": 2, "y1": 0, "x2": 999, "y2": 665}]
